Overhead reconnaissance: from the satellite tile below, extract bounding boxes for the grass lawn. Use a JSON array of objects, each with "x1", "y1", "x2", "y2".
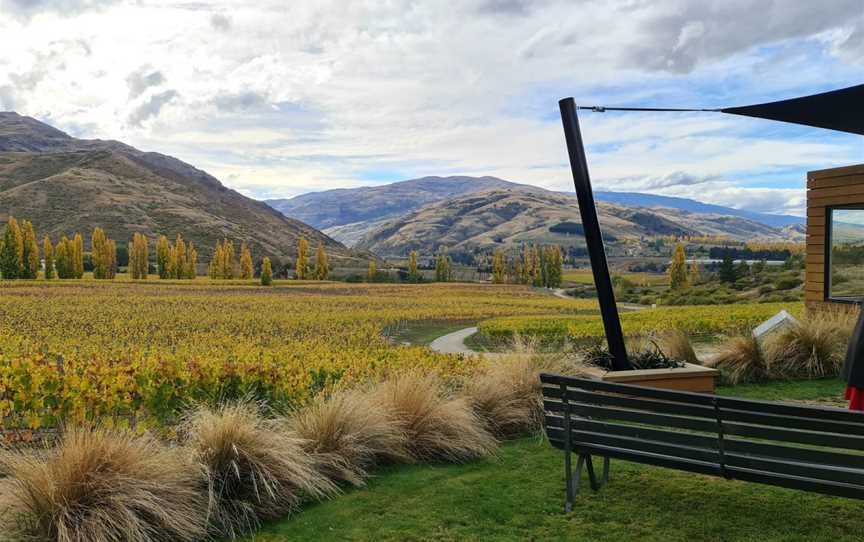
[
  {"x1": 245, "y1": 378, "x2": 864, "y2": 541},
  {"x1": 390, "y1": 320, "x2": 476, "y2": 346}
]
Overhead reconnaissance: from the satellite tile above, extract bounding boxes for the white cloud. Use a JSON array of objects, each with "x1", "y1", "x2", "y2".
[{"x1": 1, "y1": 0, "x2": 862, "y2": 214}]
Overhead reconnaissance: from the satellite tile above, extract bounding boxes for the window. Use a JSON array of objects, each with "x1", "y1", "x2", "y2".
[{"x1": 828, "y1": 207, "x2": 864, "y2": 301}]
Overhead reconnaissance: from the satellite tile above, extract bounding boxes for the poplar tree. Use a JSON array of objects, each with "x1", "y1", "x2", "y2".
[
  {"x1": 71, "y1": 233, "x2": 84, "y2": 278},
  {"x1": 156, "y1": 235, "x2": 171, "y2": 279},
  {"x1": 43, "y1": 236, "x2": 54, "y2": 279},
  {"x1": 55, "y1": 236, "x2": 70, "y2": 279},
  {"x1": 222, "y1": 239, "x2": 236, "y2": 279},
  {"x1": 492, "y1": 249, "x2": 506, "y2": 284},
  {"x1": 313, "y1": 243, "x2": 329, "y2": 280},
  {"x1": 408, "y1": 251, "x2": 419, "y2": 283},
  {"x1": 531, "y1": 245, "x2": 542, "y2": 287},
  {"x1": 367, "y1": 260, "x2": 377, "y2": 282},
  {"x1": 91, "y1": 227, "x2": 109, "y2": 279},
  {"x1": 0, "y1": 216, "x2": 23, "y2": 279},
  {"x1": 239, "y1": 242, "x2": 253, "y2": 279},
  {"x1": 129, "y1": 233, "x2": 149, "y2": 279},
  {"x1": 435, "y1": 253, "x2": 451, "y2": 282},
  {"x1": 520, "y1": 245, "x2": 531, "y2": 284},
  {"x1": 688, "y1": 261, "x2": 701, "y2": 286},
  {"x1": 669, "y1": 243, "x2": 688, "y2": 290},
  {"x1": 208, "y1": 241, "x2": 222, "y2": 279},
  {"x1": 544, "y1": 245, "x2": 563, "y2": 288},
  {"x1": 184, "y1": 242, "x2": 198, "y2": 279},
  {"x1": 21, "y1": 220, "x2": 39, "y2": 279},
  {"x1": 260, "y1": 256, "x2": 273, "y2": 286},
  {"x1": 296, "y1": 237, "x2": 309, "y2": 279},
  {"x1": 172, "y1": 235, "x2": 187, "y2": 279}
]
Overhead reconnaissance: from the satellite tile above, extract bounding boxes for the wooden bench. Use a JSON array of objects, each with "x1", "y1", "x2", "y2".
[{"x1": 540, "y1": 374, "x2": 864, "y2": 512}]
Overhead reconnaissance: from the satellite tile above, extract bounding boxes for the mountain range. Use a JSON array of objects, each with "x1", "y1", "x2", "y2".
[
  {"x1": 0, "y1": 112, "x2": 361, "y2": 264},
  {"x1": 267, "y1": 176, "x2": 805, "y2": 257}
]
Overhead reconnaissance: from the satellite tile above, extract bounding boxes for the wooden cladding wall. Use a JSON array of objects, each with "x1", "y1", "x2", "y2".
[{"x1": 806, "y1": 164, "x2": 864, "y2": 306}]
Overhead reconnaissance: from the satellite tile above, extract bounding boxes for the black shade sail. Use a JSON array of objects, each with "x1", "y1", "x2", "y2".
[
  {"x1": 721, "y1": 84, "x2": 864, "y2": 135},
  {"x1": 580, "y1": 84, "x2": 864, "y2": 136}
]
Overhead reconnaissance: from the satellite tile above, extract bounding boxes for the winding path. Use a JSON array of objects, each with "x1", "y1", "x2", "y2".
[{"x1": 429, "y1": 326, "x2": 478, "y2": 354}]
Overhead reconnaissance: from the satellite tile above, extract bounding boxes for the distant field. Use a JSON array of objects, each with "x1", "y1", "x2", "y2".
[
  {"x1": 0, "y1": 279, "x2": 595, "y2": 429},
  {"x1": 477, "y1": 302, "x2": 804, "y2": 345},
  {"x1": 563, "y1": 269, "x2": 668, "y2": 287}
]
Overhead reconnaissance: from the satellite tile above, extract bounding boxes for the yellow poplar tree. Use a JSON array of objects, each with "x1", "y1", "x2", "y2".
[
  {"x1": 239, "y1": 242, "x2": 253, "y2": 279},
  {"x1": 43, "y1": 236, "x2": 54, "y2": 279},
  {"x1": 367, "y1": 260, "x2": 377, "y2": 282},
  {"x1": 184, "y1": 242, "x2": 197, "y2": 279},
  {"x1": 71, "y1": 233, "x2": 84, "y2": 278},
  {"x1": 531, "y1": 245, "x2": 542, "y2": 287},
  {"x1": 222, "y1": 239, "x2": 236, "y2": 279},
  {"x1": 408, "y1": 250, "x2": 419, "y2": 283},
  {"x1": 296, "y1": 237, "x2": 309, "y2": 280},
  {"x1": 313, "y1": 243, "x2": 329, "y2": 280},
  {"x1": 91, "y1": 227, "x2": 110, "y2": 279},
  {"x1": 156, "y1": 235, "x2": 171, "y2": 279},
  {"x1": 129, "y1": 233, "x2": 149, "y2": 279},
  {"x1": 21, "y1": 220, "x2": 39, "y2": 279},
  {"x1": 0, "y1": 216, "x2": 23, "y2": 279},
  {"x1": 492, "y1": 249, "x2": 506, "y2": 284},
  {"x1": 260, "y1": 256, "x2": 273, "y2": 286},
  {"x1": 55, "y1": 236, "x2": 70, "y2": 278},
  {"x1": 669, "y1": 243, "x2": 688, "y2": 290}
]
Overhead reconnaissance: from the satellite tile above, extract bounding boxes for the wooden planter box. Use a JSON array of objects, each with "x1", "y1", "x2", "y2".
[{"x1": 599, "y1": 363, "x2": 718, "y2": 393}]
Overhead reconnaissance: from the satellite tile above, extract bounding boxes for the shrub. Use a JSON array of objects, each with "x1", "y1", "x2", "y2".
[
  {"x1": 181, "y1": 402, "x2": 337, "y2": 539},
  {"x1": 462, "y1": 340, "x2": 586, "y2": 438},
  {"x1": 773, "y1": 277, "x2": 802, "y2": 290},
  {"x1": 289, "y1": 390, "x2": 410, "y2": 486},
  {"x1": 765, "y1": 320, "x2": 846, "y2": 379},
  {"x1": 657, "y1": 329, "x2": 699, "y2": 365},
  {"x1": 0, "y1": 426, "x2": 207, "y2": 542},
  {"x1": 372, "y1": 373, "x2": 497, "y2": 463},
  {"x1": 705, "y1": 335, "x2": 769, "y2": 385}
]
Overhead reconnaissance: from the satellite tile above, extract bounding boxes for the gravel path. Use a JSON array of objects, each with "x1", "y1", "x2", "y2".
[{"x1": 429, "y1": 326, "x2": 478, "y2": 354}]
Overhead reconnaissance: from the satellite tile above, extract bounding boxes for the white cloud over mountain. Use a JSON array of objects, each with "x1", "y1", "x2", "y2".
[{"x1": 0, "y1": 0, "x2": 861, "y2": 215}]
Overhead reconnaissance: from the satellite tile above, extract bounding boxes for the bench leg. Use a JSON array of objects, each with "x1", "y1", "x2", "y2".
[
  {"x1": 585, "y1": 454, "x2": 600, "y2": 491},
  {"x1": 601, "y1": 456, "x2": 610, "y2": 487},
  {"x1": 565, "y1": 447, "x2": 575, "y2": 512}
]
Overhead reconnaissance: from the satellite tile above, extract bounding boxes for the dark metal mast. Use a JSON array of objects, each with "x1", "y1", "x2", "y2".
[{"x1": 559, "y1": 97, "x2": 631, "y2": 371}]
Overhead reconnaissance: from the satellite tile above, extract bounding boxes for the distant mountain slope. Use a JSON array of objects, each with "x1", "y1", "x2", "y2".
[
  {"x1": 0, "y1": 112, "x2": 359, "y2": 264},
  {"x1": 593, "y1": 191, "x2": 803, "y2": 228},
  {"x1": 353, "y1": 189, "x2": 792, "y2": 258},
  {"x1": 266, "y1": 175, "x2": 541, "y2": 230},
  {"x1": 267, "y1": 176, "x2": 803, "y2": 245}
]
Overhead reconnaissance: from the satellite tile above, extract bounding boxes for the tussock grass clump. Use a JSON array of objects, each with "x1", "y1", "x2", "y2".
[
  {"x1": 657, "y1": 330, "x2": 699, "y2": 365},
  {"x1": 373, "y1": 373, "x2": 497, "y2": 463},
  {"x1": 0, "y1": 426, "x2": 207, "y2": 542},
  {"x1": 290, "y1": 390, "x2": 410, "y2": 486},
  {"x1": 766, "y1": 319, "x2": 846, "y2": 379},
  {"x1": 182, "y1": 402, "x2": 337, "y2": 539},
  {"x1": 463, "y1": 340, "x2": 586, "y2": 438},
  {"x1": 705, "y1": 334, "x2": 769, "y2": 385}
]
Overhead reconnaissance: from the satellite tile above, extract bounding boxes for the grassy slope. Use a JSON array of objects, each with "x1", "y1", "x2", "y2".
[{"x1": 246, "y1": 378, "x2": 864, "y2": 541}]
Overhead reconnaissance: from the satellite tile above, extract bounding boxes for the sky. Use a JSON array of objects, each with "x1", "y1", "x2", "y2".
[{"x1": 0, "y1": 0, "x2": 862, "y2": 216}]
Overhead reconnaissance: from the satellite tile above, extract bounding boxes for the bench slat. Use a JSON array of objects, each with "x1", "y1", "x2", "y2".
[
  {"x1": 540, "y1": 374, "x2": 715, "y2": 406},
  {"x1": 544, "y1": 400, "x2": 718, "y2": 434},
  {"x1": 546, "y1": 388, "x2": 717, "y2": 419},
  {"x1": 724, "y1": 438, "x2": 864, "y2": 470},
  {"x1": 547, "y1": 428, "x2": 721, "y2": 465},
  {"x1": 720, "y1": 407, "x2": 864, "y2": 436},
  {"x1": 723, "y1": 421, "x2": 864, "y2": 451},
  {"x1": 557, "y1": 441, "x2": 721, "y2": 478},
  {"x1": 725, "y1": 452, "x2": 864, "y2": 486},
  {"x1": 728, "y1": 467, "x2": 864, "y2": 500}
]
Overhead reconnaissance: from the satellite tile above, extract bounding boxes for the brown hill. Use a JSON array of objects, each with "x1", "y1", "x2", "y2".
[
  {"x1": 0, "y1": 112, "x2": 361, "y2": 265},
  {"x1": 353, "y1": 189, "x2": 794, "y2": 258}
]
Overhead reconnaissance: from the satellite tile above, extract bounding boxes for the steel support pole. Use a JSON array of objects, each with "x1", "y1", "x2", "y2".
[{"x1": 559, "y1": 97, "x2": 631, "y2": 371}]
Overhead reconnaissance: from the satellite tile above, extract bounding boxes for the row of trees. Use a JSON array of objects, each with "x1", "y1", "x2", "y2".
[
  {"x1": 491, "y1": 244, "x2": 563, "y2": 287},
  {"x1": 295, "y1": 238, "x2": 330, "y2": 280},
  {"x1": 0, "y1": 217, "x2": 115, "y2": 280}
]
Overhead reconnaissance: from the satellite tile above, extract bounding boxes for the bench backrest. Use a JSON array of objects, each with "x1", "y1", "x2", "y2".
[{"x1": 541, "y1": 374, "x2": 864, "y2": 499}]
